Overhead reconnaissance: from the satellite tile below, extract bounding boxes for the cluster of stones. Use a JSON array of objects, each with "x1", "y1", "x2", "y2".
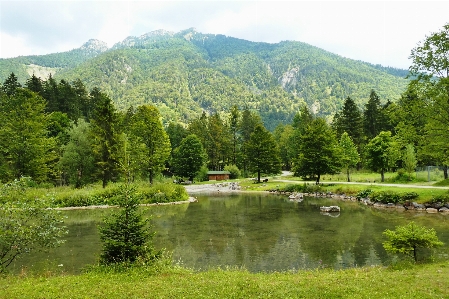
[
  {"x1": 269, "y1": 190, "x2": 449, "y2": 214},
  {"x1": 213, "y1": 182, "x2": 241, "y2": 191},
  {"x1": 359, "y1": 199, "x2": 449, "y2": 213}
]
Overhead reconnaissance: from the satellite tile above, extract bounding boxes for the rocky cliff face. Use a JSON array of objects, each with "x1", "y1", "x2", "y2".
[{"x1": 80, "y1": 39, "x2": 108, "y2": 54}]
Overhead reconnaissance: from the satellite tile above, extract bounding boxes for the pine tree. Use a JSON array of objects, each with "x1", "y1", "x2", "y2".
[
  {"x1": 333, "y1": 97, "x2": 363, "y2": 148},
  {"x1": 363, "y1": 90, "x2": 382, "y2": 140},
  {"x1": 90, "y1": 88, "x2": 120, "y2": 188},
  {"x1": 2, "y1": 73, "x2": 21, "y2": 96},
  {"x1": 99, "y1": 184, "x2": 161, "y2": 264}
]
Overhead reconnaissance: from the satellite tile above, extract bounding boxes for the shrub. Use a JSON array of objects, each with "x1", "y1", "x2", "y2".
[
  {"x1": 429, "y1": 192, "x2": 449, "y2": 204},
  {"x1": 224, "y1": 164, "x2": 241, "y2": 179},
  {"x1": 371, "y1": 191, "x2": 402, "y2": 204},
  {"x1": 279, "y1": 183, "x2": 322, "y2": 193},
  {"x1": 356, "y1": 189, "x2": 373, "y2": 200},
  {"x1": 195, "y1": 165, "x2": 209, "y2": 182},
  {"x1": 401, "y1": 192, "x2": 419, "y2": 201},
  {"x1": 383, "y1": 221, "x2": 444, "y2": 262}
]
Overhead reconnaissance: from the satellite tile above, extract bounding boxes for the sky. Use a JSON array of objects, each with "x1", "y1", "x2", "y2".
[{"x1": 0, "y1": 1, "x2": 448, "y2": 69}]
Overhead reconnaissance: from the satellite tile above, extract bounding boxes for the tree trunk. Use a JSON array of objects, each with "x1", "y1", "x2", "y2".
[
  {"x1": 149, "y1": 169, "x2": 154, "y2": 185},
  {"x1": 347, "y1": 168, "x2": 350, "y2": 182},
  {"x1": 381, "y1": 169, "x2": 385, "y2": 182},
  {"x1": 257, "y1": 170, "x2": 261, "y2": 183},
  {"x1": 444, "y1": 166, "x2": 448, "y2": 180},
  {"x1": 413, "y1": 245, "x2": 417, "y2": 262},
  {"x1": 316, "y1": 173, "x2": 321, "y2": 185}
]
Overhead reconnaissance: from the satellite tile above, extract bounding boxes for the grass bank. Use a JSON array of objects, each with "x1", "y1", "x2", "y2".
[
  {"x1": 1, "y1": 178, "x2": 189, "y2": 207},
  {"x1": 1, "y1": 262, "x2": 448, "y2": 298}
]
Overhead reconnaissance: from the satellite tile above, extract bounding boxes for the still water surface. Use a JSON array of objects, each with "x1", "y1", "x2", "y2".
[{"x1": 10, "y1": 193, "x2": 449, "y2": 274}]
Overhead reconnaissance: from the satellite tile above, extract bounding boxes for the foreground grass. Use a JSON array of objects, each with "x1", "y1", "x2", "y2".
[{"x1": 1, "y1": 262, "x2": 449, "y2": 298}]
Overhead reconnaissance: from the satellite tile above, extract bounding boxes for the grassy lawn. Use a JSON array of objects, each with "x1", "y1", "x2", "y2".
[
  {"x1": 1, "y1": 262, "x2": 448, "y2": 298},
  {"x1": 235, "y1": 174, "x2": 449, "y2": 203}
]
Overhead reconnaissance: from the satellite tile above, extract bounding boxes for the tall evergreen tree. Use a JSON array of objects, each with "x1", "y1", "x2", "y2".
[
  {"x1": 90, "y1": 88, "x2": 120, "y2": 188},
  {"x1": 2, "y1": 73, "x2": 21, "y2": 96},
  {"x1": 333, "y1": 97, "x2": 363, "y2": 148},
  {"x1": 25, "y1": 74, "x2": 44, "y2": 95},
  {"x1": 229, "y1": 105, "x2": 240, "y2": 165},
  {"x1": 238, "y1": 109, "x2": 263, "y2": 175},
  {"x1": 363, "y1": 90, "x2": 383, "y2": 141}
]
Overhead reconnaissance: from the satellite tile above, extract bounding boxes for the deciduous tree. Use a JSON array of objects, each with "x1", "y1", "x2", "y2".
[
  {"x1": 245, "y1": 124, "x2": 281, "y2": 182},
  {"x1": 339, "y1": 132, "x2": 360, "y2": 182},
  {"x1": 171, "y1": 134, "x2": 207, "y2": 181},
  {"x1": 383, "y1": 222, "x2": 443, "y2": 262},
  {"x1": 293, "y1": 118, "x2": 341, "y2": 184},
  {"x1": 365, "y1": 131, "x2": 399, "y2": 182},
  {"x1": 129, "y1": 105, "x2": 171, "y2": 184}
]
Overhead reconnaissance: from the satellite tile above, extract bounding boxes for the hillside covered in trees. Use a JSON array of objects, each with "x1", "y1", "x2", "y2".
[{"x1": 0, "y1": 28, "x2": 408, "y2": 130}]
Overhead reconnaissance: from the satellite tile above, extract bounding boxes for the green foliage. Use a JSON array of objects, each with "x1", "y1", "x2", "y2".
[
  {"x1": 339, "y1": 132, "x2": 360, "y2": 182},
  {"x1": 369, "y1": 190, "x2": 419, "y2": 204},
  {"x1": 98, "y1": 184, "x2": 163, "y2": 265},
  {"x1": 1, "y1": 29, "x2": 409, "y2": 130},
  {"x1": 356, "y1": 189, "x2": 373, "y2": 200},
  {"x1": 224, "y1": 164, "x2": 241, "y2": 179},
  {"x1": 293, "y1": 118, "x2": 341, "y2": 184},
  {"x1": 0, "y1": 178, "x2": 67, "y2": 273},
  {"x1": 90, "y1": 88, "x2": 121, "y2": 188},
  {"x1": 171, "y1": 134, "x2": 207, "y2": 181},
  {"x1": 383, "y1": 222, "x2": 444, "y2": 262},
  {"x1": 245, "y1": 124, "x2": 281, "y2": 182},
  {"x1": 128, "y1": 105, "x2": 171, "y2": 184},
  {"x1": 59, "y1": 119, "x2": 95, "y2": 188},
  {"x1": 403, "y1": 144, "x2": 417, "y2": 178},
  {"x1": 50, "y1": 182, "x2": 189, "y2": 207},
  {"x1": 279, "y1": 183, "x2": 323, "y2": 193},
  {"x1": 0, "y1": 88, "x2": 56, "y2": 183},
  {"x1": 195, "y1": 165, "x2": 209, "y2": 182},
  {"x1": 365, "y1": 131, "x2": 399, "y2": 182}
]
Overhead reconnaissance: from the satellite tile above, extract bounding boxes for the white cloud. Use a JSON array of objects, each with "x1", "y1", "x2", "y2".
[
  {"x1": 0, "y1": 1, "x2": 448, "y2": 69},
  {"x1": 0, "y1": 31, "x2": 34, "y2": 58}
]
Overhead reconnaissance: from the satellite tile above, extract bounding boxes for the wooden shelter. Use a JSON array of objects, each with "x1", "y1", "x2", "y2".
[{"x1": 207, "y1": 171, "x2": 231, "y2": 181}]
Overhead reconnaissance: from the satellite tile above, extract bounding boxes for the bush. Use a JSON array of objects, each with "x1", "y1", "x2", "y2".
[
  {"x1": 195, "y1": 165, "x2": 209, "y2": 182},
  {"x1": 383, "y1": 221, "x2": 444, "y2": 262},
  {"x1": 356, "y1": 189, "x2": 373, "y2": 200},
  {"x1": 371, "y1": 191, "x2": 402, "y2": 204},
  {"x1": 401, "y1": 192, "x2": 419, "y2": 201},
  {"x1": 279, "y1": 183, "x2": 323, "y2": 193},
  {"x1": 429, "y1": 192, "x2": 449, "y2": 204},
  {"x1": 224, "y1": 164, "x2": 241, "y2": 179}
]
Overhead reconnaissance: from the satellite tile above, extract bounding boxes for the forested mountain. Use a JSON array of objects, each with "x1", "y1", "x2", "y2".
[{"x1": 0, "y1": 28, "x2": 409, "y2": 130}]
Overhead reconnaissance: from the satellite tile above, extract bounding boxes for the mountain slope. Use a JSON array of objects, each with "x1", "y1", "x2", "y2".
[{"x1": 0, "y1": 28, "x2": 409, "y2": 129}]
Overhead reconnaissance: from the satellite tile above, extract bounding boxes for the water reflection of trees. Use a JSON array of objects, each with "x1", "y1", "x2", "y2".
[{"x1": 150, "y1": 195, "x2": 449, "y2": 271}]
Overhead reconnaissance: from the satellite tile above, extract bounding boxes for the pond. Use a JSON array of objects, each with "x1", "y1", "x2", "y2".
[{"x1": 9, "y1": 193, "x2": 449, "y2": 274}]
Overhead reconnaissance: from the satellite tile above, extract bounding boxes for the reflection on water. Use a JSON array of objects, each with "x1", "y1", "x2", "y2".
[{"x1": 9, "y1": 194, "x2": 449, "y2": 274}]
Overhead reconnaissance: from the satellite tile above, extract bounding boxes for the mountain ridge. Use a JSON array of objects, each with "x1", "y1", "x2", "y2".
[{"x1": 0, "y1": 28, "x2": 410, "y2": 129}]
